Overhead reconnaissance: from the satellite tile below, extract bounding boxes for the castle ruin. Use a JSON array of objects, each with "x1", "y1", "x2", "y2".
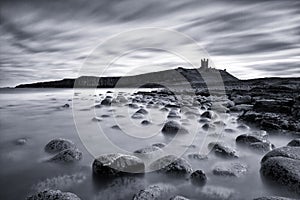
[{"x1": 201, "y1": 58, "x2": 209, "y2": 69}]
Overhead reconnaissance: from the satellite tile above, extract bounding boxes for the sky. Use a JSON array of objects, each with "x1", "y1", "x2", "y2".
[{"x1": 0, "y1": 0, "x2": 300, "y2": 87}]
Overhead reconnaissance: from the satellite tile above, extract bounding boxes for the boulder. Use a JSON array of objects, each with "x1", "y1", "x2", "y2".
[
  {"x1": 92, "y1": 153, "x2": 145, "y2": 177},
  {"x1": 134, "y1": 146, "x2": 161, "y2": 154},
  {"x1": 141, "y1": 120, "x2": 151, "y2": 125},
  {"x1": 287, "y1": 138, "x2": 300, "y2": 147},
  {"x1": 136, "y1": 108, "x2": 148, "y2": 115},
  {"x1": 49, "y1": 148, "x2": 82, "y2": 162},
  {"x1": 187, "y1": 153, "x2": 208, "y2": 160},
  {"x1": 132, "y1": 113, "x2": 144, "y2": 119},
  {"x1": 236, "y1": 134, "x2": 263, "y2": 146},
  {"x1": 201, "y1": 111, "x2": 217, "y2": 119},
  {"x1": 128, "y1": 103, "x2": 139, "y2": 109},
  {"x1": 212, "y1": 162, "x2": 247, "y2": 177},
  {"x1": 230, "y1": 104, "x2": 253, "y2": 112},
  {"x1": 167, "y1": 110, "x2": 181, "y2": 119},
  {"x1": 26, "y1": 190, "x2": 80, "y2": 200},
  {"x1": 190, "y1": 170, "x2": 207, "y2": 185},
  {"x1": 133, "y1": 184, "x2": 176, "y2": 200},
  {"x1": 101, "y1": 98, "x2": 112, "y2": 106},
  {"x1": 233, "y1": 95, "x2": 251, "y2": 105},
  {"x1": 202, "y1": 123, "x2": 216, "y2": 131},
  {"x1": 249, "y1": 142, "x2": 274, "y2": 153},
  {"x1": 161, "y1": 121, "x2": 188, "y2": 134},
  {"x1": 45, "y1": 138, "x2": 76, "y2": 153},
  {"x1": 149, "y1": 155, "x2": 192, "y2": 175},
  {"x1": 261, "y1": 146, "x2": 300, "y2": 193},
  {"x1": 208, "y1": 142, "x2": 239, "y2": 158},
  {"x1": 170, "y1": 196, "x2": 190, "y2": 200}
]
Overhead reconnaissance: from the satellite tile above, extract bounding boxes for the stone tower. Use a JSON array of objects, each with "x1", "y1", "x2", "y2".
[{"x1": 201, "y1": 59, "x2": 209, "y2": 69}]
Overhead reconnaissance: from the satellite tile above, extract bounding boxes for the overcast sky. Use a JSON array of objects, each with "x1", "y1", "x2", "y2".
[{"x1": 1, "y1": 0, "x2": 300, "y2": 87}]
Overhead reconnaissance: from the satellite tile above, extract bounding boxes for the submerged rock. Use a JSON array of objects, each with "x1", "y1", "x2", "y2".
[
  {"x1": 199, "y1": 185, "x2": 238, "y2": 200},
  {"x1": 136, "y1": 108, "x2": 148, "y2": 115},
  {"x1": 201, "y1": 111, "x2": 217, "y2": 119},
  {"x1": 152, "y1": 143, "x2": 166, "y2": 148},
  {"x1": 212, "y1": 162, "x2": 247, "y2": 177},
  {"x1": 16, "y1": 138, "x2": 27, "y2": 145},
  {"x1": 236, "y1": 134, "x2": 263, "y2": 146},
  {"x1": 141, "y1": 120, "x2": 151, "y2": 125},
  {"x1": 187, "y1": 153, "x2": 208, "y2": 160},
  {"x1": 170, "y1": 196, "x2": 190, "y2": 200},
  {"x1": 49, "y1": 148, "x2": 82, "y2": 162},
  {"x1": 134, "y1": 146, "x2": 161, "y2": 154},
  {"x1": 45, "y1": 138, "x2": 76, "y2": 153},
  {"x1": 133, "y1": 184, "x2": 176, "y2": 200},
  {"x1": 92, "y1": 153, "x2": 145, "y2": 177},
  {"x1": 261, "y1": 146, "x2": 300, "y2": 193},
  {"x1": 167, "y1": 110, "x2": 181, "y2": 119},
  {"x1": 131, "y1": 113, "x2": 144, "y2": 119},
  {"x1": 249, "y1": 142, "x2": 274, "y2": 153},
  {"x1": 208, "y1": 142, "x2": 239, "y2": 158},
  {"x1": 26, "y1": 189, "x2": 80, "y2": 200},
  {"x1": 190, "y1": 170, "x2": 207, "y2": 185},
  {"x1": 149, "y1": 155, "x2": 192, "y2": 175}
]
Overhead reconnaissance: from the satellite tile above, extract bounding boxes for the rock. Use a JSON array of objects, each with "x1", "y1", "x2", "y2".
[
  {"x1": 249, "y1": 142, "x2": 274, "y2": 153},
  {"x1": 212, "y1": 162, "x2": 247, "y2": 177},
  {"x1": 224, "y1": 128, "x2": 235, "y2": 133},
  {"x1": 254, "y1": 99, "x2": 293, "y2": 114},
  {"x1": 287, "y1": 138, "x2": 300, "y2": 147},
  {"x1": 62, "y1": 104, "x2": 70, "y2": 108},
  {"x1": 170, "y1": 196, "x2": 190, "y2": 200},
  {"x1": 141, "y1": 120, "x2": 151, "y2": 125},
  {"x1": 132, "y1": 113, "x2": 144, "y2": 119},
  {"x1": 136, "y1": 108, "x2": 148, "y2": 115},
  {"x1": 26, "y1": 189, "x2": 81, "y2": 200},
  {"x1": 160, "y1": 107, "x2": 169, "y2": 112},
  {"x1": 230, "y1": 104, "x2": 253, "y2": 112},
  {"x1": 261, "y1": 156, "x2": 300, "y2": 194},
  {"x1": 198, "y1": 118, "x2": 211, "y2": 123},
  {"x1": 167, "y1": 110, "x2": 181, "y2": 119},
  {"x1": 134, "y1": 146, "x2": 161, "y2": 154},
  {"x1": 149, "y1": 155, "x2": 192, "y2": 175},
  {"x1": 208, "y1": 142, "x2": 239, "y2": 158},
  {"x1": 152, "y1": 143, "x2": 166, "y2": 148},
  {"x1": 201, "y1": 111, "x2": 217, "y2": 119},
  {"x1": 261, "y1": 146, "x2": 300, "y2": 193},
  {"x1": 16, "y1": 138, "x2": 27, "y2": 145},
  {"x1": 202, "y1": 123, "x2": 216, "y2": 131},
  {"x1": 261, "y1": 146, "x2": 300, "y2": 163},
  {"x1": 253, "y1": 196, "x2": 297, "y2": 200},
  {"x1": 187, "y1": 153, "x2": 208, "y2": 160},
  {"x1": 111, "y1": 125, "x2": 121, "y2": 130},
  {"x1": 45, "y1": 138, "x2": 76, "y2": 153},
  {"x1": 128, "y1": 103, "x2": 139, "y2": 109},
  {"x1": 199, "y1": 185, "x2": 238, "y2": 200},
  {"x1": 133, "y1": 184, "x2": 176, "y2": 200},
  {"x1": 233, "y1": 95, "x2": 251, "y2": 105},
  {"x1": 236, "y1": 124, "x2": 249, "y2": 130},
  {"x1": 100, "y1": 114, "x2": 111, "y2": 118},
  {"x1": 190, "y1": 170, "x2": 207, "y2": 185},
  {"x1": 161, "y1": 121, "x2": 188, "y2": 134},
  {"x1": 92, "y1": 153, "x2": 145, "y2": 177},
  {"x1": 101, "y1": 98, "x2": 112, "y2": 106},
  {"x1": 236, "y1": 134, "x2": 263, "y2": 146},
  {"x1": 92, "y1": 116, "x2": 103, "y2": 121},
  {"x1": 49, "y1": 148, "x2": 82, "y2": 162}
]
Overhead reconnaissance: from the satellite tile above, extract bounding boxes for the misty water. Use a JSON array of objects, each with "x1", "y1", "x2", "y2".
[{"x1": 0, "y1": 88, "x2": 298, "y2": 200}]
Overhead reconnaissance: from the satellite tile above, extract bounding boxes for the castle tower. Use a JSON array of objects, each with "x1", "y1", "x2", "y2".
[{"x1": 201, "y1": 58, "x2": 209, "y2": 69}]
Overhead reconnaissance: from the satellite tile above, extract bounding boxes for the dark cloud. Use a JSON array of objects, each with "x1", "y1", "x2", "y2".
[{"x1": 0, "y1": 0, "x2": 300, "y2": 87}]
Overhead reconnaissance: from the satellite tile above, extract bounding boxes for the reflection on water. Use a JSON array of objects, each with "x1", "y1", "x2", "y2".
[{"x1": 0, "y1": 88, "x2": 298, "y2": 199}]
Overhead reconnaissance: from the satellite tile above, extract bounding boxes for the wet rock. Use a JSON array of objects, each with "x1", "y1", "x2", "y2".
[
  {"x1": 261, "y1": 146, "x2": 300, "y2": 193},
  {"x1": 212, "y1": 162, "x2": 247, "y2": 177},
  {"x1": 213, "y1": 120, "x2": 226, "y2": 127},
  {"x1": 49, "y1": 148, "x2": 82, "y2": 162},
  {"x1": 101, "y1": 114, "x2": 111, "y2": 118},
  {"x1": 170, "y1": 196, "x2": 190, "y2": 200},
  {"x1": 230, "y1": 104, "x2": 253, "y2": 112},
  {"x1": 201, "y1": 111, "x2": 217, "y2": 119},
  {"x1": 261, "y1": 146, "x2": 300, "y2": 163},
  {"x1": 167, "y1": 110, "x2": 181, "y2": 119},
  {"x1": 111, "y1": 125, "x2": 121, "y2": 130},
  {"x1": 160, "y1": 107, "x2": 169, "y2": 112},
  {"x1": 224, "y1": 128, "x2": 235, "y2": 133},
  {"x1": 133, "y1": 184, "x2": 176, "y2": 200},
  {"x1": 202, "y1": 123, "x2": 216, "y2": 131},
  {"x1": 249, "y1": 142, "x2": 274, "y2": 153},
  {"x1": 92, "y1": 153, "x2": 145, "y2": 177},
  {"x1": 128, "y1": 103, "x2": 139, "y2": 109},
  {"x1": 236, "y1": 134, "x2": 263, "y2": 146},
  {"x1": 162, "y1": 121, "x2": 188, "y2": 134},
  {"x1": 165, "y1": 104, "x2": 181, "y2": 109},
  {"x1": 233, "y1": 95, "x2": 251, "y2": 105},
  {"x1": 101, "y1": 98, "x2": 112, "y2": 106},
  {"x1": 187, "y1": 153, "x2": 208, "y2": 160},
  {"x1": 149, "y1": 155, "x2": 192, "y2": 175},
  {"x1": 26, "y1": 189, "x2": 81, "y2": 200},
  {"x1": 190, "y1": 170, "x2": 207, "y2": 185},
  {"x1": 253, "y1": 196, "x2": 297, "y2": 200},
  {"x1": 16, "y1": 138, "x2": 27, "y2": 145},
  {"x1": 254, "y1": 99, "x2": 293, "y2": 114},
  {"x1": 62, "y1": 104, "x2": 70, "y2": 108},
  {"x1": 199, "y1": 185, "x2": 238, "y2": 200},
  {"x1": 152, "y1": 143, "x2": 166, "y2": 148},
  {"x1": 141, "y1": 120, "x2": 151, "y2": 125},
  {"x1": 92, "y1": 116, "x2": 103, "y2": 121},
  {"x1": 134, "y1": 146, "x2": 161, "y2": 154},
  {"x1": 116, "y1": 95, "x2": 127, "y2": 103},
  {"x1": 132, "y1": 113, "x2": 144, "y2": 119},
  {"x1": 136, "y1": 108, "x2": 148, "y2": 115},
  {"x1": 45, "y1": 138, "x2": 76, "y2": 153},
  {"x1": 208, "y1": 142, "x2": 239, "y2": 158},
  {"x1": 287, "y1": 138, "x2": 300, "y2": 147},
  {"x1": 236, "y1": 124, "x2": 250, "y2": 130},
  {"x1": 198, "y1": 118, "x2": 211, "y2": 123}
]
